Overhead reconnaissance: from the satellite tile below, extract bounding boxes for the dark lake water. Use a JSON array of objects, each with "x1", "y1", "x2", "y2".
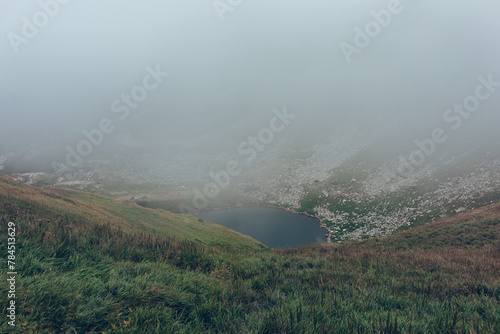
[{"x1": 193, "y1": 207, "x2": 328, "y2": 249}]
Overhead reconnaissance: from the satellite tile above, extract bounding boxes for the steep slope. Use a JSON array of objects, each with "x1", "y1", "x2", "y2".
[
  {"x1": 0, "y1": 176, "x2": 498, "y2": 332},
  {"x1": 19, "y1": 128, "x2": 500, "y2": 243},
  {"x1": 0, "y1": 175, "x2": 265, "y2": 250},
  {"x1": 0, "y1": 197, "x2": 497, "y2": 333}
]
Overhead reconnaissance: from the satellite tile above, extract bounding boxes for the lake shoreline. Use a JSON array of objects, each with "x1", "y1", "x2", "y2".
[{"x1": 193, "y1": 204, "x2": 332, "y2": 244}]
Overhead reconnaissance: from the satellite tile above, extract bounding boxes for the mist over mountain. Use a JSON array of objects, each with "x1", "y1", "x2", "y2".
[
  {"x1": 2, "y1": 2, "x2": 500, "y2": 332},
  {"x1": 1, "y1": 0, "x2": 500, "y2": 240}
]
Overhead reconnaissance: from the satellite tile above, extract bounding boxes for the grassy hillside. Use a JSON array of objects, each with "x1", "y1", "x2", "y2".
[
  {"x1": 0, "y1": 176, "x2": 499, "y2": 333},
  {"x1": 0, "y1": 175, "x2": 264, "y2": 250}
]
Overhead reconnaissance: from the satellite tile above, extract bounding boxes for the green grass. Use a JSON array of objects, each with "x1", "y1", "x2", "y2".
[
  {"x1": 0, "y1": 175, "x2": 264, "y2": 250},
  {"x1": 0, "y1": 176, "x2": 499, "y2": 333}
]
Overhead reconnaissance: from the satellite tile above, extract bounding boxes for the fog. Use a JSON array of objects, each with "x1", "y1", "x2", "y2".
[{"x1": 1, "y1": 0, "x2": 500, "y2": 174}]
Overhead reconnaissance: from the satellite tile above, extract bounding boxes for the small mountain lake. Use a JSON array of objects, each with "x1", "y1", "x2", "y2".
[{"x1": 193, "y1": 207, "x2": 328, "y2": 249}]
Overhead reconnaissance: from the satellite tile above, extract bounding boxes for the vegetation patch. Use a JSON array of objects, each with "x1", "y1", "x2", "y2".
[{"x1": 0, "y1": 176, "x2": 498, "y2": 333}]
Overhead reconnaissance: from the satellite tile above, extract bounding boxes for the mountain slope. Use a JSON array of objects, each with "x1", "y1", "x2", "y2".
[
  {"x1": 0, "y1": 174, "x2": 498, "y2": 332},
  {"x1": 339, "y1": 200, "x2": 500, "y2": 251},
  {"x1": 0, "y1": 175, "x2": 265, "y2": 250}
]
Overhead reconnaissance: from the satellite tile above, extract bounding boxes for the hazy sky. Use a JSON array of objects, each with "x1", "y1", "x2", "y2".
[{"x1": 1, "y1": 0, "x2": 499, "y2": 168}]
